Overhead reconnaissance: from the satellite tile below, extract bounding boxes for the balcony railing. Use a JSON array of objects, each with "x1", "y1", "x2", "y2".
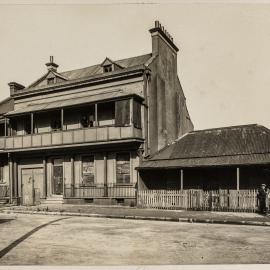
[
  {"x1": 64, "y1": 183, "x2": 136, "y2": 198},
  {"x1": 0, "y1": 125, "x2": 143, "y2": 150}
]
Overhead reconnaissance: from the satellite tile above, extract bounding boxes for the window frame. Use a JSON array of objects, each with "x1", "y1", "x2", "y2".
[
  {"x1": 81, "y1": 155, "x2": 95, "y2": 187},
  {"x1": 115, "y1": 152, "x2": 131, "y2": 186},
  {"x1": 47, "y1": 77, "x2": 55, "y2": 85}
]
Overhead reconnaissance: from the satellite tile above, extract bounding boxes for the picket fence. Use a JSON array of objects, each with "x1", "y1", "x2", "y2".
[{"x1": 137, "y1": 189, "x2": 258, "y2": 212}]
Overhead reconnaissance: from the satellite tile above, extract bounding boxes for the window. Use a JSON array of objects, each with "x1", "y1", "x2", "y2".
[
  {"x1": 0, "y1": 166, "x2": 4, "y2": 183},
  {"x1": 116, "y1": 153, "x2": 130, "y2": 184},
  {"x1": 115, "y1": 99, "x2": 130, "y2": 127},
  {"x1": 97, "y1": 102, "x2": 115, "y2": 126},
  {"x1": 133, "y1": 100, "x2": 141, "y2": 128},
  {"x1": 82, "y1": 156, "x2": 95, "y2": 186},
  {"x1": 47, "y1": 78, "x2": 55, "y2": 85},
  {"x1": 103, "y1": 64, "x2": 113, "y2": 73}
]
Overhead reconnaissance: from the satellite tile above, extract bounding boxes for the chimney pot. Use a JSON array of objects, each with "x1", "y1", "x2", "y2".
[
  {"x1": 155, "y1": 20, "x2": 159, "y2": 28},
  {"x1": 46, "y1": 56, "x2": 59, "y2": 72}
]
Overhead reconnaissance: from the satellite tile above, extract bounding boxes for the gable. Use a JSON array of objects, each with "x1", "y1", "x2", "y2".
[{"x1": 28, "y1": 71, "x2": 68, "y2": 88}]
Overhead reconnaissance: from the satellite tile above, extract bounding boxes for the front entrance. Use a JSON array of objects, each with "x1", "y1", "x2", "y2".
[
  {"x1": 52, "y1": 158, "x2": 63, "y2": 195},
  {"x1": 21, "y1": 168, "x2": 43, "y2": 206}
]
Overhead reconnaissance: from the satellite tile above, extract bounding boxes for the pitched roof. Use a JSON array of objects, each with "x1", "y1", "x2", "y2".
[
  {"x1": 54, "y1": 53, "x2": 151, "y2": 82},
  {"x1": 20, "y1": 54, "x2": 152, "y2": 93},
  {"x1": 138, "y1": 124, "x2": 270, "y2": 169}
]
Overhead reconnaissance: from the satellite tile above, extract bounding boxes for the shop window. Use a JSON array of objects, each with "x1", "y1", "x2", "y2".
[
  {"x1": 116, "y1": 152, "x2": 130, "y2": 184},
  {"x1": 82, "y1": 156, "x2": 95, "y2": 186}
]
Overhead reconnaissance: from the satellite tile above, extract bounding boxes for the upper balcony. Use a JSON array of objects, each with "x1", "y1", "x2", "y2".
[{"x1": 0, "y1": 97, "x2": 143, "y2": 152}]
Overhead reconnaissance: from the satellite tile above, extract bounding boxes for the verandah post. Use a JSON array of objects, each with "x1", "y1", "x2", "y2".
[
  {"x1": 104, "y1": 152, "x2": 108, "y2": 197},
  {"x1": 237, "y1": 167, "x2": 240, "y2": 191},
  {"x1": 180, "y1": 169, "x2": 183, "y2": 191},
  {"x1": 30, "y1": 113, "x2": 34, "y2": 134},
  {"x1": 237, "y1": 167, "x2": 240, "y2": 209},
  {"x1": 71, "y1": 156, "x2": 75, "y2": 197},
  {"x1": 8, "y1": 153, "x2": 13, "y2": 204},
  {"x1": 43, "y1": 157, "x2": 47, "y2": 198}
]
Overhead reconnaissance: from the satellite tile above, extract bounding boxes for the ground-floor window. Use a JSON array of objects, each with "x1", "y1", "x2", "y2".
[
  {"x1": 0, "y1": 165, "x2": 4, "y2": 183},
  {"x1": 81, "y1": 155, "x2": 95, "y2": 186},
  {"x1": 116, "y1": 152, "x2": 130, "y2": 184}
]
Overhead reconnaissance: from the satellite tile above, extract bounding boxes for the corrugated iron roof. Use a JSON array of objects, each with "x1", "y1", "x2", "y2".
[
  {"x1": 138, "y1": 124, "x2": 270, "y2": 169},
  {"x1": 58, "y1": 53, "x2": 152, "y2": 81}
]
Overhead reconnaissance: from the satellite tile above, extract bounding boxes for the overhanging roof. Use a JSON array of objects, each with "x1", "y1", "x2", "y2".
[
  {"x1": 138, "y1": 153, "x2": 270, "y2": 170},
  {"x1": 138, "y1": 124, "x2": 270, "y2": 170},
  {"x1": 6, "y1": 91, "x2": 143, "y2": 116}
]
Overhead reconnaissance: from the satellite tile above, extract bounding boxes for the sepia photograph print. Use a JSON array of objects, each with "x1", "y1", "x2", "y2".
[{"x1": 0, "y1": 0, "x2": 270, "y2": 268}]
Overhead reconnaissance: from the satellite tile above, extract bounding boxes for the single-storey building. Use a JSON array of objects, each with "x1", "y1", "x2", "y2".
[{"x1": 136, "y1": 124, "x2": 270, "y2": 211}]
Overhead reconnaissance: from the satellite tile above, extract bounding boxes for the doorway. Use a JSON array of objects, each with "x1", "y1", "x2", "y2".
[
  {"x1": 52, "y1": 158, "x2": 63, "y2": 195},
  {"x1": 21, "y1": 167, "x2": 43, "y2": 206}
]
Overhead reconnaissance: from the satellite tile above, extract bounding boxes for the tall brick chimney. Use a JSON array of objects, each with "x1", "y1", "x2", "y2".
[{"x1": 149, "y1": 20, "x2": 179, "y2": 56}]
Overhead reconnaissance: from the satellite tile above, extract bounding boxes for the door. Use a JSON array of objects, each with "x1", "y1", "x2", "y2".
[
  {"x1": 22, "y1": 169, "x2": 34, "y2": 206},
  {"x1": 21, "y1": 168, "x2": 44, "y2": 205},
  {"x1": 53, "y1": 159, "x2": 63, "y2": 195},
  {"x1": 33, "y1": 168, "x2": 44, "y2": 202}
]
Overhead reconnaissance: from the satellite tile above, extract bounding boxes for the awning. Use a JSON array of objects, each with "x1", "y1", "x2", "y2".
[
  {"x1": 6, "y1": 90, "x2": 143, "y2": 116},
  {"x1": 137, "y1": 153, "x2": 270, "y2": 170}
]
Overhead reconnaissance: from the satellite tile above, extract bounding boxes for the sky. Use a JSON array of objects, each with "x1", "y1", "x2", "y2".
[{"x1": 0, "y1": 2, "x2": 270, "y2": 130}]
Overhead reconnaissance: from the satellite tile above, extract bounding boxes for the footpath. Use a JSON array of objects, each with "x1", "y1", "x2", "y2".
[{"x1": 1, "y1": 203, "x2": 270, "y2": 227}]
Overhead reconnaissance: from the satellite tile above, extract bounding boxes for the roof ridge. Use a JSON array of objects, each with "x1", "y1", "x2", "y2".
[
  {"x1": 60, "y1": 53, "x2": 152, "y2": 75},
  {"x1": 190, "y1": 124, "x2": 260, "y2": 133}
]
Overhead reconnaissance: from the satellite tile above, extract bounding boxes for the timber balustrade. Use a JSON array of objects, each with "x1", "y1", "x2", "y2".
[
  {"x1": 0, "y1": 126, "x2": 142, "y2": 150},
  {"x1": 137, "y1": 189, "x2": 259, "y2": 212},
  {"x1": 64, "y1": 183, "x2": 136, "y2": 198}
]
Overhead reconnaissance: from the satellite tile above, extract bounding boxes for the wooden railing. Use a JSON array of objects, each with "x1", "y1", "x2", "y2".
[
  {"x1": 0, "y1": 125, "x2": 143, "y2": 150},
  {"x1": 0, "y1": 185, "x2": 9, "y2": 198},
  {"x1": 137, "y1": 189, "x2": 258, "y2": 212},
  {"x1": 64, "y1": 184, "x2": 136, "y2": 198}
]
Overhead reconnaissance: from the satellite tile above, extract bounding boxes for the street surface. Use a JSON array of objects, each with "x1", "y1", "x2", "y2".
[{"x1": 0, "y1": 213, "x2": 269, "y2": 265}]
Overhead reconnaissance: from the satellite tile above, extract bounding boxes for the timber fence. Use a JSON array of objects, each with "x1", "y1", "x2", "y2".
[{"x1": 137, "y1": 189, "x2": 258, "y2": 212}]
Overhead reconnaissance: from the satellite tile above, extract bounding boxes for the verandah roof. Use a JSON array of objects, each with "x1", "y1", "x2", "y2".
[
  {"x1": 138, "y1": 124, "x2": 270, "y2": 170},
  {"x1": 6, "y1": 91, "x2": 143, "y2": 116}
]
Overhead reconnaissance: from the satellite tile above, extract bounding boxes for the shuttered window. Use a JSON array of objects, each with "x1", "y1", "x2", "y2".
[
  {"x1": 116, "y1": 153, "x2": 130, "y2": 184},
  {"x1": 82, "y1": 156, "x2": 95, "y2": 186},
  {"x1": 133, "y1": 99, "x2": 141, "y2": 128},
  {"x1": 115, "y1": 100, "x2": 130, "y2": 127}
]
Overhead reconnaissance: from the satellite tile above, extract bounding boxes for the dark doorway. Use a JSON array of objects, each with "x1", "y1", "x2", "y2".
[{"x1": 53, "y1": 158, "x2": 63, "y2": 195}]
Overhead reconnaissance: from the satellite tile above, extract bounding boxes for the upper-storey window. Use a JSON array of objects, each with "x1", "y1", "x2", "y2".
[
  {"x1": 47, "y1": 78, "x2": 55, "y2": 85},
  {"x1": 103, "y1": 64, "x2": 113, "y2": 73}
]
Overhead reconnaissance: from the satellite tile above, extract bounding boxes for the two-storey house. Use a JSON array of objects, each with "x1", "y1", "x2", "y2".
[{"x1": 0, "y1": 21, "x2": 193, "y2": 206}]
